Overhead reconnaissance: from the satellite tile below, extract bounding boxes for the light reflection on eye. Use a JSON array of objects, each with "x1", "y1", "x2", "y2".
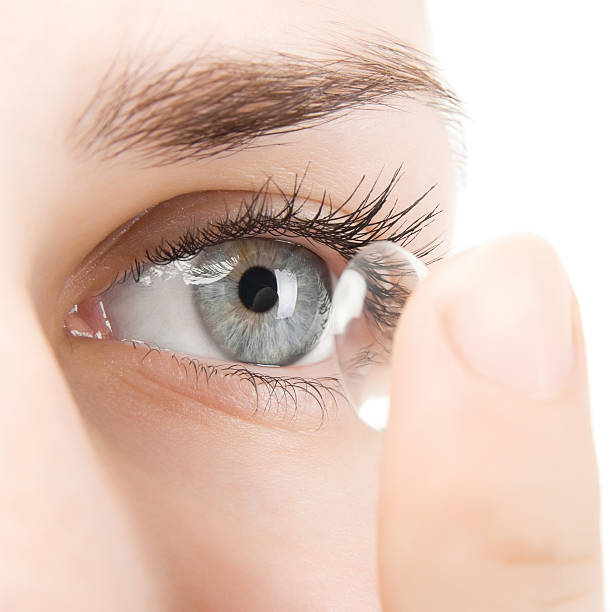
[{"x1": 90, "y1": 238, "x2": 335, "y2": 367}]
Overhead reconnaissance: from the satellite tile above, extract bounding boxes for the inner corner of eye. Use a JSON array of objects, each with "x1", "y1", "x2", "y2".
[
  {"x1": 65, "y1": 237, "x2": 338, "y2": 369},
  {"x1": 64, "y1": 296, "x2": 113, "y2": 341}
]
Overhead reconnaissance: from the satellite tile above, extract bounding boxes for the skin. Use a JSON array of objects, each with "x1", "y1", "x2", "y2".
[{"x1": 0, "y1": 1, "x2": 603, "y2": 611}]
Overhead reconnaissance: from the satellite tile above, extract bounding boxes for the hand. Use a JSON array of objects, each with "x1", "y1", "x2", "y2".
[{"x1": 379, "y1": 234, "x2": 603, "y2": 611}]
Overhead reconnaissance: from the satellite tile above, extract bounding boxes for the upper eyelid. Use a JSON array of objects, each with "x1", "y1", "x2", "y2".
[
  {"x1": 140, "y1": 166, "x2": 443, "y2": 262},
  {"x1": 103, "y1": 168, "x2": 444, "y2": 296}
]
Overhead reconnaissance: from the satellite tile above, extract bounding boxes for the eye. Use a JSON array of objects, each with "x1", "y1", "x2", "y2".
[
  {"x1": 101, "y1": 238, "x2": 334, "y2": 366},
  {"x1": 62, "y1": 171, "x2": 443, "y2": 428}
]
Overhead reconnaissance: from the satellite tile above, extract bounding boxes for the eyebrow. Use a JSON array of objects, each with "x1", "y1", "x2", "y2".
[{"x1": 73, "y1": 34, "x2": 461, "y2": 166}]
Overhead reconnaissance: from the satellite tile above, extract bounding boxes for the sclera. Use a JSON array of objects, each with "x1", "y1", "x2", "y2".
[{"x1": 330, "y1": 242, "x2": 428, "y2": 430}]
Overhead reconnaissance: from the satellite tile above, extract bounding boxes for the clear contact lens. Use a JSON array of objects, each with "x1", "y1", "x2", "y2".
[{"x1": 330, "y1": 242, "x2": 428, "y2": 430}]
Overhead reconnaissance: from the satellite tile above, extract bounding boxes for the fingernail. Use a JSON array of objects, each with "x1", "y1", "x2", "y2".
[{"x1": 444, "y1": 238, "x2": 575, "y2": 401}]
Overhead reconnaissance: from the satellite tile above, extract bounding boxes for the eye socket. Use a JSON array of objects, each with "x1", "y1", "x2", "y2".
[
  {"x1": 60, "y1": 174, "x2": 443, "y2": 427},
  {"x1": 99, "y1": 238, "x2": 334, "y2": 367}
]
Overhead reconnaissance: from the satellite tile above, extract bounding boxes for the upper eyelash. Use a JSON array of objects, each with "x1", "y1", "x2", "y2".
[{"x1": 128, "y1": 165, "x2": 444, "y2": 278}]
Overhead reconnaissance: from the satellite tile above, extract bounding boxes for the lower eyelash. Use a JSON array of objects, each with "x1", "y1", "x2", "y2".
[
  {"x1": 131, "y1": 340, "x2": 345, "y2": 427},
  {"x1": 218, "y1": 365, "x2": 343, "y2": 426}
]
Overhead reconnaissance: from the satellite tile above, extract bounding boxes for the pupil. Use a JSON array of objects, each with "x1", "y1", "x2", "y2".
[{"x1": 238, "y1": 266, "x2": 279, "y2": 313}]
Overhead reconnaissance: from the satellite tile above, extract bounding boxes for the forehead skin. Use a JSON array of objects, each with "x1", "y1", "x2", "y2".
[{"x1": 0, "y1": 1, "x2": 455, "y2": 611}]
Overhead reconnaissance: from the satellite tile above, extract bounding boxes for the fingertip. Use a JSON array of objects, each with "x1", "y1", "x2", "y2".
[{"x1": 380, "y1": 234, "x2": 601, "y2": 611}]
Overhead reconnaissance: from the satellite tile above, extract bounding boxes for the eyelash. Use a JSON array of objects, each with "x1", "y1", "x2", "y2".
[
  {"x1": 118, "y1": 165, "x2": 443, "y2": 281},
  {"x1": 107, "y1": 167, "x2": 444, "y2": 423},
  {"x1": 125, "y1": 341, "x2": 344, "y2": 426}
]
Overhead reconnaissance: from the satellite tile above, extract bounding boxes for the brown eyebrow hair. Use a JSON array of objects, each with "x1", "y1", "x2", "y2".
[{"x1": 73, "y1": 34, "x2": 462, "y2": 165}]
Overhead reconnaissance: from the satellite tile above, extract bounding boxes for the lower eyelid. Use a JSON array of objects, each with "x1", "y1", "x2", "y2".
[{"x1": 65, "y1": 335, "x2": 348, "y2": 432}]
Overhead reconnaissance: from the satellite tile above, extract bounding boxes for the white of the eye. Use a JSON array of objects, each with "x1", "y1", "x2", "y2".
[{"x1": 104, "y1": 261, "x2": 225, "y2": 359}]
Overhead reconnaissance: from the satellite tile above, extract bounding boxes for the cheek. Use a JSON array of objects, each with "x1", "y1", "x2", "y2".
[
  {"x1": 106, "y1": 430, "x2": 383, "y2": 611},
  {"x1": 59, "y1": 337, "x2": 383, "y2": 609}
]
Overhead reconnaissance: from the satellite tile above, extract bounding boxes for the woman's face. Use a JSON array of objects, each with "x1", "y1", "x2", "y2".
[{"x1": 1, "y1": 0, "x2": 457, "y2": 609}]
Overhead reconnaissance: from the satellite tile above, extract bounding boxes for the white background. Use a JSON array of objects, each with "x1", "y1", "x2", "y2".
[{"x1": 427, "y1": 0, "x2": 611, "y2": 602}]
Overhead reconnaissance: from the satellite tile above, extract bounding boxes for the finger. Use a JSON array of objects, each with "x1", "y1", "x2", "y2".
[{"x1": 379, "y1": 235, "x2": 603, "y2": 612}]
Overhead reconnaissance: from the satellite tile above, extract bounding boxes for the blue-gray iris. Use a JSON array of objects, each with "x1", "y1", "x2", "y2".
[{"x1": 190, "y1": 239, "x2": 332, "y2": 365}]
